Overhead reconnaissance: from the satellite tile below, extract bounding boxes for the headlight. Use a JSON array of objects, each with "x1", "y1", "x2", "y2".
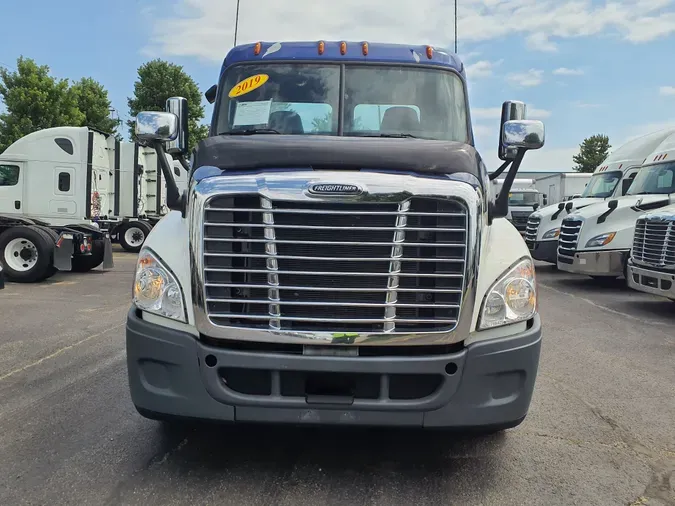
[
  {"x1": 585, "y1": 232, "x2": 616, "y2": 248},
  {"x1": 479, "y1": 257, "x2": 537, "y2": 330},
  {"x1": 541, "y1": 228, "x2": 560, "y2": 240},
  {"x1": 133, "y1": 248, "x2": 186, "y2": 322}
]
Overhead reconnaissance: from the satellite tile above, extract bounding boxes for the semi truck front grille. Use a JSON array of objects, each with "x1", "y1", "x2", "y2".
[
  {"x1": 525, "y1": 215, "x2": 541, "y2": 247},
  {"x1": 201, "y1": 195, "x2": 468, "y2": 333},
  {"x1": 632, "y1": 218, "x2": 675, "y2": 268},
  {"x1": 558, "y1": 218, "x2": 582, "y2": 257},
  {"x1": 510, "y1": 210, "x2": 532, "y2": 231}
]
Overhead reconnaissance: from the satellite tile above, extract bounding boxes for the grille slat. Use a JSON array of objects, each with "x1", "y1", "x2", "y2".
[
  {"x1": 525, "y1": 215, "x2": 541, "y2": 246},
  {"x1": 558, "y1": 218, "x2": 582, "y2": 257},
  {"x1": 632, "y1": 218, "x2": 675, "y2": 268},
  {"x1": 202, "y1": 195, "x2": 468, "y2": 332}
]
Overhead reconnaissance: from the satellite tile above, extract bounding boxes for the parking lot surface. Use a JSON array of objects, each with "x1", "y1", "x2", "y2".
[{"x1": 0, "y1": 250, "x2": 674, "y2": 506}]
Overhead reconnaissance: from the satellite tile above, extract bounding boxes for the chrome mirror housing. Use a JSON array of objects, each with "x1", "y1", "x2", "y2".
[
  {"x1": 135, "y1": 111, "x2": 179, "y2": 144},
  {"x1": 502, "y1": 120, "x2": 545, "y2": 151}
]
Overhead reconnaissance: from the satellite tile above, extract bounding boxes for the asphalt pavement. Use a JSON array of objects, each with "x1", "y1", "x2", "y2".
[{"x1": 0, "y1": 250, "x2": 674, "y2": 506}]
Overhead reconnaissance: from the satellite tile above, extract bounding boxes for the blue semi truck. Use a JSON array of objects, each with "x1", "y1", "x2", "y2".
[{"x1": 125, "y1": 40, "x2": 546, "y2": 432}]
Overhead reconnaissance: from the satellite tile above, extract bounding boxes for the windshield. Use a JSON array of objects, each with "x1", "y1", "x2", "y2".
[
  {"x1": 581, "y1": 170, "x2": 622, "y2": 198},
  {"x1": 627, "y1": 162, "x2": 675, "y2": 195},
  {"x1": 216, "y1": 63, "x2": 469, "y2": 142},
  {"x1": 508, "y1": 191, "x2": 539, "y2": 205}
]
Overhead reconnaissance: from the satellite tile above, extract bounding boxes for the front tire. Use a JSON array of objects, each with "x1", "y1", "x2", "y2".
[
  {"x1": 0, "y1": 226, "x2": 54, "y2": 283},
  {"x1": 119, "y1": 221, "x2": 152, "y2": 253}
]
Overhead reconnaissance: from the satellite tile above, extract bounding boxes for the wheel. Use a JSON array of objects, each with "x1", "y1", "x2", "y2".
[
  {"x1": 0, "y1": 226, "x2": 55, "y2": 283},
  {"x1": 119, "y1": 221, "x2": 153, "y2": 253},
  {"x1": 32, "y1": 226, "x2": 60, "y2": 279},
  {"x1": 70, "y1": 239, "x2": 106, "y2": 272}
]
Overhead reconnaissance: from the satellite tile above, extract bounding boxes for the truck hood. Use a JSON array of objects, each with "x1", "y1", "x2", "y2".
[
  {"x1": 635, "y1": 202, "x2": 675, "y2": 220},
  {"x1": 528, "y1": 197, "x2": 602, "y2": 241},
  {"x1": 563, "y1": 194, "x2": 674, "y2": 251},
  {"x1": 191, "y1": 134, "x2": 485, "y2": 181}
]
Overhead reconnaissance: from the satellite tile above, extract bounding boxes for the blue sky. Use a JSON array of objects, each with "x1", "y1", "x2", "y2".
[{"x1": 1, "y1": 0, "x2": 675, "y2": 172}]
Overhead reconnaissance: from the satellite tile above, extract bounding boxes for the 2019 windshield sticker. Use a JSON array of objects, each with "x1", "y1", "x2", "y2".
[{"x1": 228, "y1": 74, "x2": 269, "y2": 98}]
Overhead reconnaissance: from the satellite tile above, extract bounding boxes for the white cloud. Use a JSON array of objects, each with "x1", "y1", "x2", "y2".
[
  {"x1": 145, "y1": 0, "x2": 675, "y2": 61},
  {"x1": 472, "y1": 106, "x2": 551, "y2": 120},
  {"x1": 659, "y1": 86, "x2": 675, "y2": 96},
  {"x1": 553, "y1": 67, "x2": 584, "y2": 76},
  {"x1": 465, "y1": 59, "x2": 503, "y2": 79},
  {"x1": 506, "y1": 69, "x2": 544, "y2": 88}
]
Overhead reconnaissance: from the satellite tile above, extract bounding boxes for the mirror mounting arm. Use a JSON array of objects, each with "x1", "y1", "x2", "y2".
[
  {"x1": 151, "y1": 140, "x2": 186, "y2": 218},
  {"x1": 493, "y1": 148, "x2": 526, "y2": 218}
]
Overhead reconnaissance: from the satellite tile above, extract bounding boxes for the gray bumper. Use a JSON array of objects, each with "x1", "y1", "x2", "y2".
[
  {"x1": 557, "y1": 249, "x2": 628, "y2": 277},
  {"x1": 528, "y1": 239, "x2": 558, "y2": 264},
  {"x1": 627, "y1": 261, "x2": 675, "y2": 299},
  {"x1": 126, "y1": 308, "x2": 542, "y2": 429}
]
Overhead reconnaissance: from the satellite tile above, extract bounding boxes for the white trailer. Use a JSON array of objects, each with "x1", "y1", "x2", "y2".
[
  {"x1": 525, "y1": 128, "x2": 675, "y2": 264},
  {"x1": 534, "y1": 173, "x2": 591, "y2": 205},
  {"x1": 492, "y1": 178, "x2": 545, "y2": 235}
]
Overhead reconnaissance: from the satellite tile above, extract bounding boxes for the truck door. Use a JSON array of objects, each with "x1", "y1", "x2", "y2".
[
  {"x1": 0, "y1": 162, "x2": 24, "y2": 215},
  {"x1": 49, "y1": 167, "x2": 78, "y2": 217}
]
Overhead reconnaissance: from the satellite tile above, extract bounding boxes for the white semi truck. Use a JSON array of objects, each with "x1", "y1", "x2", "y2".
[
  {"x1": 525, "y1": 129, "x2": 675, "y2": 264},
  {"x1": 626, "y1": 203, "x2": 675, "y2": 301},
  {"x1": 0, "y1": 126, "x2": 188, "y2": 282},
  {"x1": 557, "y1": 130, "x2": 675, "y2": 280},
  {"x1": 125, "y1": 41, "x2": 546, "y2": 433},
  {"x1": 491, "y1": 178, "x2": 545, "y2": 235}
]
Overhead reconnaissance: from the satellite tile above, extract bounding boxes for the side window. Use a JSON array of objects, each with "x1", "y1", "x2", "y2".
[
  {"x1": 0, "y1": 165, "x2": 20, "y2": 187},
  {"x1": 58, "y1": 172, "x2": 71, "y2": 192},
  {"x1": 621, "y1": 172, "x2": 637, "y2": 195}
]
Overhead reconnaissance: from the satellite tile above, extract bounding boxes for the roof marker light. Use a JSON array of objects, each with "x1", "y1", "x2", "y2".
[
  {"x1": 664, "y1": 153, "x2": 668, "y2": 160},
  {"x1": 426, "y1": 46, "x2": 433, "y2": 59},
  {"x1": 618, "y1": 164, "x2": 622, "y2": 169},
  {"x1": 254, "y1": 42, "x2": 262, "y2": 55},
  {"x1": 340, "y1": 41, "x2": 347, "y2": 55},
  {"x1": 362, "y1": 42, "x2": 368, "y2": 56},
  {"x1": 318, "y1": 41, "x2": 325, "y2": 55}
]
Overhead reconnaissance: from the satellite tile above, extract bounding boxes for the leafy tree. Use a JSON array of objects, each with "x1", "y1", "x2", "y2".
[
  {"x1": 70, "y1": 77, "x2": 120, "y2": 137},
  {"x1": 127, "y1": 59, "x2": 209, "y2": 151},
  {"x1": 0, "y1": 57, "x2": 83, "y2": 152},
  {"x1": 573, "y1": 134, "x2": 611, "y2": 173}
]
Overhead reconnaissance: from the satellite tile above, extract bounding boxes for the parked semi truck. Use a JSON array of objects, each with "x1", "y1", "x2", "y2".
[
  {"x1": 557, "y1": 130, "x2": 675, "y2": 280},
  {"x1": 0, "y1": 127, "x2": 115, "y2": 282},
  {"x1": 126, "y1": 40, "x2": 546, "y2": 432},
  {"x1": 0, "y1": 126, "x2": 189, "y2": 283},
  {"x1": 492, "y1": 178, "x2": 545, "y2": 235},
  {"x1": 525, "y1": 129, "x2": 675, "y2": 264},
  {"x1": 534, "y1": 172, "x2": 591, "y2": 205},
  {"x1": 627, "y1": 203, "x2": 675, "y2": 301}
]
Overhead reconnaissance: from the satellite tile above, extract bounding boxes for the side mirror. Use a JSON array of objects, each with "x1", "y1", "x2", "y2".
[
  {"x1": 543, "y1": 196, "x2": 548, "y2": 205},
  {"x1": 608, "y1": 199, "x2": 618, "y2": 210},
  {"x1": 205, "y1": 84, "x2": 218, "y2": 104},
  {"x1": 502, "y1": 120, "x2": 545, "y2": 151},
  {"x1": 135, "y1": 111, "x2": 178, "y2": 143},
  {"x1": 165, "y1": 97, "x2": 189, "y2": 156},
  {"x1": 498, "y1": 100, "x2": 527, "y2": 161}
]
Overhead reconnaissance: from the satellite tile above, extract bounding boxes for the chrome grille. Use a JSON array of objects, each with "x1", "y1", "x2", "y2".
[
  {"x1": 510, "y1": 210, "x2": 532, "y2": 231},
  {"x1": 525, "y1": 215, "x2": 541, "y2": 247},
  {"x1": 201, "y1": 195, "x2": 468, "y2": 333},
  {"x1": 632, "y1": 218, "x2": 675, "y2": 268},
  {"x1": 558, "y1": 218, "x2": 582, "y2": 257}
]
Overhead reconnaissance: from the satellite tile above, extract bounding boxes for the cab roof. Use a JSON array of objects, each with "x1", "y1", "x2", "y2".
[
  {"x1": 221, "y1": 41, "x2": 464, "y2": 76},
  {"x1": 594, "y1": 128, "x2": 675, "y2": 174}
]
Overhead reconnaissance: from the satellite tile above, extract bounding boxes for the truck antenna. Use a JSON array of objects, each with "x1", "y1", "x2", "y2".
[
  {"x1": 454, "y1": 0, "x2": 458, "y2": 53},
  {"x1": 234, "y1": 0, "x2": 240, "y2": 46}
]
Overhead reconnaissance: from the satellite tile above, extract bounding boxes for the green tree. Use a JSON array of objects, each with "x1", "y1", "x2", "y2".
[
  {"x1": 573, "y1": 134, "x2": 611, "y2": 173},
  {"x1": 0, "y1": 57, "x2": 84, "y2": 152},
  {"x1": 127, "y1": 59, "x2": 209, "y2": 151},
  {"x1": 70, "y1": 77, "x2": 120, "y2": 137}
]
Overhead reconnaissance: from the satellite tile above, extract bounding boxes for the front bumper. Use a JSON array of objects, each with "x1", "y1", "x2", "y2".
[
  {"x1": 557, "y1": 249, "x2": 628, "y2": 277},
  {"x1": 528, "y1": 239, "x2": 558, "y2": 264},
  {"x1": 627, "y1": 261, "x2": 675, "y2": 299},
  {"x1": 126, "y1": 308, "x2": 542, "y2": 429}
]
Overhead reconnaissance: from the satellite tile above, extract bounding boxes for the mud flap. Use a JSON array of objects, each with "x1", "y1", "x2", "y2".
[
  {"x1": 102, "y1": 236, "x2": 115, "y2": 270},
  {"x1": 54, "y1": 237, "x2": 73, "y2": 271}
]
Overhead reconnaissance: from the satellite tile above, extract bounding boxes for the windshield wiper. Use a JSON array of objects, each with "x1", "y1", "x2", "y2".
[
  {"x1": 374, "y1": 133, "x2": 418, "y2": 138},
  {"x1": 223, "y1": 128, "x2": 281, "y2": 135}
]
